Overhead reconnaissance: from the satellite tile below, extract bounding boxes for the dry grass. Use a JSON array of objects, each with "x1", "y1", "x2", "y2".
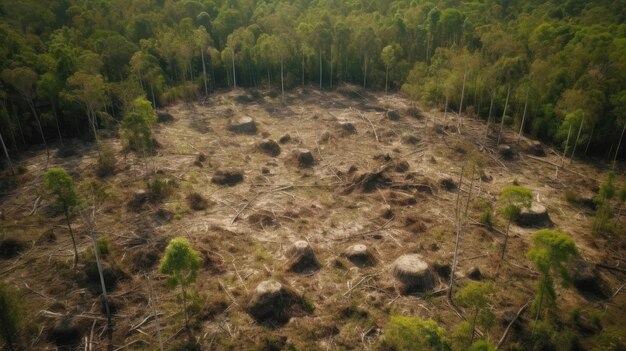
[{"x1": 0, "y1": 86, "x2": 624, "y2": 349}]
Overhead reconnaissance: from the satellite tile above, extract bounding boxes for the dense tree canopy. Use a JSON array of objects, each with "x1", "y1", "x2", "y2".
[{"x1": 0, "y1": 0, "x2": 624, "y2": 161}]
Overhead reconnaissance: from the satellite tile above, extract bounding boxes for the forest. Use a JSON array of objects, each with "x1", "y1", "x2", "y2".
[
  {"x1": 1, "y1": 0, "x2": 626, "y2": 350},
  {"x1": 0, "y1": 0, "x2": 625, "y2": 162}
]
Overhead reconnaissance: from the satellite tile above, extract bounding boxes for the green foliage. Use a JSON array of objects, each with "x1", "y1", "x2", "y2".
[
  {"x1": 147, "y1": 177, "x2": 174, "y2": 201},
  {"x1": 592, "y1": 172, "x2": 618, "y2": 234},
  {"x1": 498, "y1": 185, "x2": 533, "y2": 221},
  {"x1": 477, "y1": 199, "x2": 494, "y2": 227},
  {"x1": 0, "y1": 281, "x2": 21, "y2": 348},
  {"x1": 597, "y1": 172, "x2": 616, "y2": 202},
  {"x1": 527, "y1": 229, "x2": 578, "y2": 317},
  {"x1": 160, "y1": 237, "x2": 201, "y2": 289},
  {"x1": 96, "y1": 237, "x2": 110, "y2": 257},
  {"x1": 121, "y1": 97, "x2": 157, "y2": 153},
  {"x1": 469, "y1": 339, "x2": 496, "y2": 351},
  {"x1": 96, "y1": 143, "x2": 116, "y2": 178},
  {"x1": 44, "y1": 167, "x2": 79, "y2": 215},
  {"x1": 592, "y1": 327, "x2": 626, "y2": 351},
  {"x1": 382, "y1": 315, "x2": 451, "y2": 351},
  {"x1": 456, "y1": 282, "x2": 495, "y2": 330}
]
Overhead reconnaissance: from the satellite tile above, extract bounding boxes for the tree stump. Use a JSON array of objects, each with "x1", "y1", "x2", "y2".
[
  {"x1": 228, "y1": 117, "x2": 257, "y2": 134},
  {"x1": 345, "y1": 244, "x2": 375, "y2": 267},
  {"x1": 517, "y1": 203, "x2": 552, "y2": 228},
  {"x1": 286, "y1": 240, "x2": 320, "y2": 273},
  {"x1": 258, "y1": 139, "x2": 281, "y2": 156},
  {"x1": 392, "y1": 254, "x2": 434, "y2": 294},
  {"x1": 289, "y1": 149, "x2": 315, "y2": 168}
]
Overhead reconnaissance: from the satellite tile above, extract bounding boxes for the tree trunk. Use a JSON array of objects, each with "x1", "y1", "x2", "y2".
[
  {"x1": 561, "y1": 124, "x2": 572, "y2": 168},
  {"x1": 329, "y1": 45, "x2": 333, "y2": 89},
  {"x1": 146, "y1": 275, "x2": 164, "y2": 351},
  {"x1": 51, "y1": 101, "x2": 64, "y2": 146},
  {"x1": 201, "y1": 48, "x2": 208, "y2": 97},
  {"x1": 181, "y1": 283, "x2": 189, "y2": 331},
  {"x1": 458, "y1": 70, "x2": 467, "y2": 134},
  {"x1": 500, "y1": 219, "x2": 511, "y2": 260},
  {"x1": 485, "y1": 91, "x2": 495, "y2": 142},
  {"x1": 280, "y1": 57, "x2": 285, "y2": 101},
  {"x1": 267, "y1": 68, "x2": 271, "y2": 90},
  {"x1": 150, "y1": 84, "x2": 156, "y2": 109},
  {"x1": 65, "y1": 211, "x2": 79, "y2": 267},
  {"x1": 497, "y1": 85, "x2": 511, "y2": 145},
  {"x1": 0, "y1": 130, "x2": 14, "y2": 175},
  {"x1": 301, "y1": 54, "x2": 305, "y2": 86},
  {"x1": 385, "y1": 65, "x2": 389, "y2": 94},
  {"x1": 231, "y1": 48, "x2": 237, "y2": 89},
  {"x1": 448, "y1": 166, "x2": 465, "y2": 301},
  {"x1": 517, "y1": 88, "x2": 529, "y2": 143},
  {"x1": 12, "y1": 105, "x2": 26, "y2": 147},
  {"x1": 470, "y1": 308, "x2": 479, "y2": 344},
  {"x1": 90, "y1": 234, "x2": 112, "y2": 347},
  {"x1": 319, "y1": 50, "x2": 322, "y2": 91},
  {"x1": 363, "y1": 54, "x2": 368, "y2": 88},
  {"x1": 584, "y1": 123, "x2": 595, "y2": 155},
  {"x1": 444, "y1": 94, "x2": 449, "y2": 120},
  {"x1": 613, "y1": 122, "x2": 626, "y2": 169},
  {"x1": 27, "y1": 98, "x2": 49, "y2": 158},
  {"x1": 570, "y1": 114, "x2": 585, "y2": 161}
]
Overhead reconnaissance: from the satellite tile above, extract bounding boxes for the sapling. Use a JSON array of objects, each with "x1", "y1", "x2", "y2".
[
  {"x1": 527, "y1": 229, "x2": 578, "y2": 321},
  {"x1": 498, "y1": 185, "x2": 532, "y2": 260},
  {"x1": 44, "y1": 167, "x2": 80, "y2": 266},
  {"x1": 159, "y1": 237, "x2": 201, "y2": 331}
]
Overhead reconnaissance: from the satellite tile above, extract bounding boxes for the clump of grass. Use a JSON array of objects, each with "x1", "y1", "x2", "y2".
[
  {"x1": 477, "y1": 199, "x2": 494, "y2": 227},
  {"x1": 146, "y1": 177, "x2": 175, "y2": 201}
]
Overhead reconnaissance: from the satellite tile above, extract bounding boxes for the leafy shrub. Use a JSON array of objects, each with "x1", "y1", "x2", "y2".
[
  {"x1": 382, "y1": 315, "x2": 451, "y2": 351},
  {"x1": 0, "y1": 281, "x2": 22, "y2": 349},
  {"x1": 147, "y1": 177, "x2": 174, "y2": 201},
  {"x1": 96, "y1": 143, "x2": 116, "y2": 177}
]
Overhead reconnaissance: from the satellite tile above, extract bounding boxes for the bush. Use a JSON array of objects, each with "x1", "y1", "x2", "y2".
[
  {"x1": 382, "y1": 315, "x2": 451, "y2": 351},
  {"x1": 147, "y1": 177, "x2": 174, "y2": 201},
  {"x1": 0, "y1": 281, "x2": 22, "y2": 349},
  {"x1": 477, "y1": 199, "x2": 494, "y2": 227},
  {"x1": 96, "y1": 143, "x2": 116, "y2": 177}
]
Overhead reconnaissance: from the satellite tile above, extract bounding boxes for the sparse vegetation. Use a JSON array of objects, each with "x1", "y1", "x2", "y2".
[
  {"x1": 382, "y1": 315, "x2": 451, "y2": 351},
  {"x1": 0, "y1": 281, "x2": 21, "y2": 350},
  {"x1": 160, "y1": 237, "x2": 201, "y2": 331},
  {"x1": 498, "y1": 185, "x2": 532, "y2": 259},
  {"x1": 44, "y1": 167, "x2": 80, "y2": 265}
]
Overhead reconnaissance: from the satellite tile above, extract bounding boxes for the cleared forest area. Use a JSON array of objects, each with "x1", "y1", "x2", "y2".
[{"x1": 0, "y1": 87, "x2": 624, "y2": 350}]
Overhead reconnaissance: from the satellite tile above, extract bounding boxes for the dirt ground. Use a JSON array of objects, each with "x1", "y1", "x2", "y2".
[{"x1": 0, "y1": 86, "x2": 624, "y2": 350}]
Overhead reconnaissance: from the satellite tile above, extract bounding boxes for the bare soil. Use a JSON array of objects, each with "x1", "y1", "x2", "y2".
[{"x1": 0, "y1": 86, "x2": 624, "y2": 350}]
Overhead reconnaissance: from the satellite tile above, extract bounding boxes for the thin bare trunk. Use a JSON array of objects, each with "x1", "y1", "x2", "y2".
[
  {"x1": 231, "y1": 48, "x2": 237, "y2": 89},
  {"x1": 500, "y1": 220, "x2": 511, "y2": 260},
  {"x1": 448, "y1": 165, "x2": 465, "y2": 301},
  {"x1": 181, "y1": 283, "x2": 189, "y2": 330},
  {"x1": 0, "y1": 130, "x2": 13, "y2": 175},
  {"x1": 51, "y1": 102, "x2": 63, "y2": 146},
  {"x1": 562, "y1": 125, "x2": 572, "y2": 168},
  {"x1": 385, "y1": 65, "x2": 389, "y2": 94},
  {"x1": 570, "y1": 114, "x2": 585, "y2": 161},
  {"x1": 497, "y1": 85, "x2": 511, "y2": 145},
  {"x1": 150, "y1": 84, "x2": 156, "y2": 109},
  {"x1": 458, "y1": 70, "x2": 467, "y2": 134},
  {"x1": 329, "y1": 45, "x2": 333, "y2": 89},
  {"x1": 612, "y1": 123, "x2": 626, "y2": 169},
  {"x1": 584, "y1": 124, "x2": 595, "y2": 155},
  {"x1": 517, "y1": 88, "x2": 529, "y2": 143},
  {"x1": 281, "y1": 57, "x2": 285, "y2": 101},
  {"x1": 201, "y1": 48, "x2": 208, "y2": 97},
  {"x1": 363, "y1": 54, "x2": 367, "y2": 88},
  {"x1": 146, "y1": 275, "x2": 164, "y2": 351},
  {"x1": 27, "y1": 99, "x2": 49, "y2": 158},
  {"x1": 444, "y1": 94, "x2": 449, "y2": 120},
  {"x1": 484, "y1": 91, "x2": 495, "y2": 142},
  {"x1": 65, "y1": 211, "x2": 78, "y2": 267},
  {"x1": 319, "y1": 50, "x2": 322, "y2": 90},
  {"x1": 267, "y1": 68, "x2": 271, "y2": 90}
]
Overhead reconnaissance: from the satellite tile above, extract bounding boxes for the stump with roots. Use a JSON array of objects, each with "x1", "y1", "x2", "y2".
[
  {"x1": 289, "y1": 149, "x2": 315, "y2": 168},
  {"x1": 336, "y1": 121, "x2": 357, "y2": 136},
  {"x1": 286, "y1": 240, "x2": 320, "y2": 273},
  {"x1": 246, "y1": 280, "x2": 308, "y2": 325},
  {"x1": 386, "y1": 110, "x2": 400, "y2": 121},
  {"x1": 258, "y1": 139, "x2": 281, "y2": 156},
  {"x1": 228, "y1": 117, "x2": 257, "y2": 134},
  {"x1": 516, "y1": 203, "x2": 552, "y2": 228},
  {"x1": 345, "y1": 244, "x2": 375, "y2": 267},
  {"x1": 392, "y1": 254, "x2": 434, "y2": 294}
]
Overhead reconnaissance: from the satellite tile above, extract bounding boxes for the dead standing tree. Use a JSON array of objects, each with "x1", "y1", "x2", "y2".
[{"x1": 81, "y1": 206, "x2": 113, "y2": 350}]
